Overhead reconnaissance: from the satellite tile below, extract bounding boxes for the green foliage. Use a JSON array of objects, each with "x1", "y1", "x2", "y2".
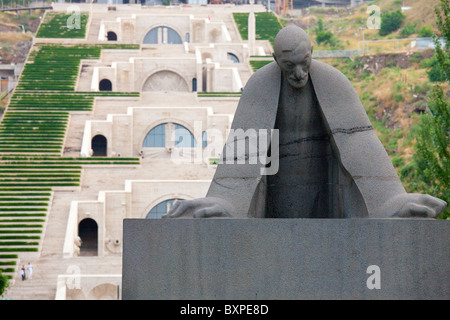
[
  {"x1": 391, "y1": 156, "x2": 405, "y2": 168},
  {"x1": 413, "y1": 82, "x2": 431, "y2": 95},
  {"x1": 413, "y1": 86, "x2": 450, "y2": 218},
  {"x1": 0, "y1": 270, "x2": 9, "y2": 297},
  {"x1": 409, "y1": 52, "x2": 423, "y2": 63},
  {"x1": 36, "y1": 12, "x2": 89, "y2": 39},
  {"x1": 432, "y1": 0, "x2": 450, "y2": 81},
  {"x1": 400, "y1": 23, "x2": 417, "y2": 37},
  {"x1": 418, "y1": 25, "x2": 435, "y2": 37},
  {"x1": 316, "y1": 30, "x2": 334, "y2": 45},
  {"x1": 393, "y1": 92, "x2": 404, "y2": 102},
  {"x1": 379, "y1": 10, "x2": 406, "y2": 36},
  {"x1": 423, "y1": 54, "x2": 447, "y2": 82},
  {"x1": 407, "y1": 1, "x2": 450, "y2": 219},
  {"x1": 314, "y1": 16, "x2": 342, "y2": 48}
]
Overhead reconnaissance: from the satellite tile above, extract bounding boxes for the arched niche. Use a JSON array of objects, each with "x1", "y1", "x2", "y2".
[
  {"x1": 107, "y1": 31, "x2": 117, "y2": 41},
  {"x1": 78, "y1": 218, "x2": 98, "y2": 256},
  {"x1": 142, "y1": 70, "x2": 189, "y2": 92},
  {"x1": 99, "y1": 79, "x2": 112, "y2": 91},
  {"x1": 91, "y1": 135, "x2": 107, "y2": 157}
]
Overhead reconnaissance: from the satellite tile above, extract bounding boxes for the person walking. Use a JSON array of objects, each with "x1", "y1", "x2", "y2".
[
  {"x1": 20, "y1": 266, "x2": 26, "y2": 281},
  {"x1": 26, "y1": 262, "x2": 33, "y2": 280}
]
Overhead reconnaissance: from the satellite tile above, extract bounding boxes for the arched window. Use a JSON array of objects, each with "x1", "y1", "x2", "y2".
[
  {"x1": 143, "y1": 123, "x2": 166, "y2": 148},
  {"x1": 99, "y1": 79, "x2": 112, "y2": 91},
  {"x1": 146, "y1": 198, "x2": 183, "y2": 219},
  {"x1": 78, "y1": 218, "x2": 98, "y2": 256},
  {"x1": 107, "y1": 31, "x2": 117, "y2": 41},
  {"x1": 167, "y1": 28, "x2": 182, "y2": 44},
  {"x1": 143, "y1": 26, "x2": 182, "y2": 44},
  {"x1": 92, "y1": 135, "x2": 107, "y2": 156},
  {"x1": 192, "y1": 78, "x2": 197, "y2": 92},
  {"x1": 142, "y1": 123, "x2": 196, "y2": 148},
  {"x1": 227, "y1": 52, "x2": 240, "y2": 63},
  {"x1": 202, "y1": 131, "x2": 207, "y2": 148},
  {"x1": 143, "y1": 27, "x2": 158, "y2": 44},
  {"x1": 174, "y1": 124, "x2": 196, "y2": 148}
]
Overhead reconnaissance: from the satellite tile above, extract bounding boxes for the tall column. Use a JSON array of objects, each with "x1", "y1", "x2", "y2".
[{"x1": 248, "y1": 0, "x2": 256, "y2": 56}]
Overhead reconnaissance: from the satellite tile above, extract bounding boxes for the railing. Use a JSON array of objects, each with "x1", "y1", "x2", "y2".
[{"x1": 312, "y1": 49, "x2": 364, "y2": 58}]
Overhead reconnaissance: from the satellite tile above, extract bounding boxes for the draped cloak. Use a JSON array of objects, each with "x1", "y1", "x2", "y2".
[{"x1": 206, "y1": 60, "x2": 407, "y2": 218}]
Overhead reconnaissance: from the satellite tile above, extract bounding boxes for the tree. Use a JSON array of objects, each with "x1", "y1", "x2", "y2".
[
  {"x1": 412, "y1": 0, "x2": 450, "y2": 219},
  {"x1": 379, "y1": 9, "x2": 406, "y2": 36},
  {"x1": 0, "y1": 271, "x2": 9, "y2": 298},
  {"x1": 314, "y1": 16, "x2": 342, "y2": 48},
  {"x1": 432, "y1": 0, "x2": 450, "y2": 81}
]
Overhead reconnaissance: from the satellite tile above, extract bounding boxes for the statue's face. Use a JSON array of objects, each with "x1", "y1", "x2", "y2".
[{"x1": 274, "y1": 42, "x2": 312, "y2": 89}]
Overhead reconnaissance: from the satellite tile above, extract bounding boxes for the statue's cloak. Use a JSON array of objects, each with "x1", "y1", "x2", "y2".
[{"x1": 206, "y1": 60, "x2": 406, "y2": 218}]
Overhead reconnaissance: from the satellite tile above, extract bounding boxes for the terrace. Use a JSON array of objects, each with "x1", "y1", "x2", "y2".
[{"x1": 0, "y1": 40, "x2": 141, "y2": 281}]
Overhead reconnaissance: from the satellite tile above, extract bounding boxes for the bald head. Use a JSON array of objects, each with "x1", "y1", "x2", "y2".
[
  {"x1": 274, "y1": 25, "x2": 312, "y2": 58},
  {"x1": 273, "y1": 26, "x2": 313, "y2": 89}
]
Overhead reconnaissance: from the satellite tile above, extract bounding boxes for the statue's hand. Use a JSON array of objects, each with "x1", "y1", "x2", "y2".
[
  {"x1": 390, "y1": 193, "x2": 447, "y2": 218},
  {"x1": 162, "y1": 197, "x2": 233, "y2": 218}
]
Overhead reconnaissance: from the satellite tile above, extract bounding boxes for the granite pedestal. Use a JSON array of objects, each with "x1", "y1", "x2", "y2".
[{"x1": 122, "y1": 218, "x2": 450, "y2": 300}]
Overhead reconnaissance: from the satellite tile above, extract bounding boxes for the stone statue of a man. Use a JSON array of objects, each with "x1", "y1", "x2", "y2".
[{"x1": 164, "y1": 25, "x2": 446, "y2": 219}]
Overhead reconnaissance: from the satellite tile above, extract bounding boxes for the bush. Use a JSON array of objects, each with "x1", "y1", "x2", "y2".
[
  {"x1": 391, "y1": 156, "x2": 405, "y2": 168},
  {"x1": 418, "y1": 25, "x2": 435, "y2": 37},
  {"x1": 0, "y1": 271, "x2": 9, "y2": 297},
  {"x1": 316, "y1": 30, "x2": 334, "y2": 45},
  {"x1": 400, "y1": 23, "x2": 417, "y2": 37},
  {"x1": 379, "y1": 10, "x2": 406, "y2": 36},
  {"x1": 314, "y1": 16, "x2": 342, "y2": 48},
  {"x1": 409, "y1": 52, "x2": 423, "y2": 63},
  {"x1": 423, "y1": 54, "x2": 447, "y2": 82},
  {"x1": 393, "y1": 93, "x2": 405, "y2": 102}
]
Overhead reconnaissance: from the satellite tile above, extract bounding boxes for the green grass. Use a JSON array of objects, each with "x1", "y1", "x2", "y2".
[
  {"x1": 36, "y1": 12, "x2": 89, "y2": 39},
  {"x1": 197, "y1": 92, "x2": 242, "y2": 97},
  {"x1": 233, "y1": 12, "x2": 283, "y2": 46},
  {"x1": 2, "y1": 45, "x2": 140, "y2": 154},
  {"x1": 249, "y1": 60, "x2": 273, "y2": 72}
]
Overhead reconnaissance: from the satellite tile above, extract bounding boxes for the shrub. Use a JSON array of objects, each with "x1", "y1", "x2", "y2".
[
  {"x1": 409, "y1": 52, "x2": 423, "y2": 63},
  {"x1": 0, "y1": 270, "x2": 9, "y2": 297},
  {"x1": 379, "y1": 10, "x2": 406, "y2": 36},
  {"x1": 423, "y1": 54, "x2": 447, "y2": 82},
  {"x1": 400, "y1": 23, "x2": 417, "y2": 37},
  {"x1": 413, "y1": 82, "x2": 431, "y2": 95},
  {"x1": 391, "y1": 156, "x2": 405, "y2": 168},
  {"x1": 393, "y1": 93, "x2": 405, "y2": 102},
  {"x1": 418, "y1": 25, "x2": 435, "y2": 37}
]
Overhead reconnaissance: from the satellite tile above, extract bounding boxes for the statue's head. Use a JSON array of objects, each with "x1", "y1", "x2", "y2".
[{"x1": 273, "y1": 25, "x2": 313, "y2": 89}]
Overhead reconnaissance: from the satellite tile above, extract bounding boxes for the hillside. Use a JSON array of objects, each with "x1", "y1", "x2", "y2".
[
  {"x1": 0, "y1": 10, "x2": 41, "y2": 63},
  {"x1": 288, "y1": 0, "x2": 441, "y2": 50}
]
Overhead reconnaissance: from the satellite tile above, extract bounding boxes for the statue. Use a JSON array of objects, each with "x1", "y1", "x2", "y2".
[{"x1": 164, "y1": 26, "x2": 446, "y2": 219}]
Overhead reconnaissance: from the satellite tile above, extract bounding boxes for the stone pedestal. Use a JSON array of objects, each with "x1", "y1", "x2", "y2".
[{"x1": 122, "y1": 218, "x2": 450, "y2": 300}]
